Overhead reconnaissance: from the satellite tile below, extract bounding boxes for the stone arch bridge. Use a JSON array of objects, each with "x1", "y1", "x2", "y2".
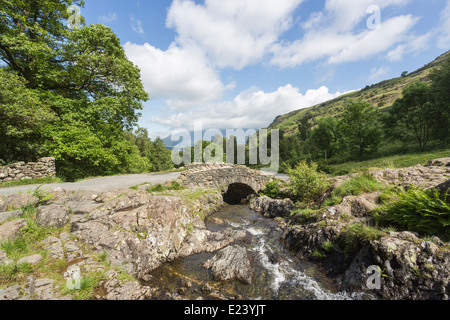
[{"x1": 179, "y1": 163, "x2": 275, "y2": 204}]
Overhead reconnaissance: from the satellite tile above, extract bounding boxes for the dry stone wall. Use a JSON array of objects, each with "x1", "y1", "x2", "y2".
[{"x1": 0, "y1": 157, "x2": 56, "y2": 183}]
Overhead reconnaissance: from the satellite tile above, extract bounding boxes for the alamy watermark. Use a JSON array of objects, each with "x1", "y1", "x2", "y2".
[
  {"x1": 367, "y1": 5, "x2": 382, "y2": 30},
  {"x1": 171, "y1": 121, "x2": 280, "y2": 173},
  {"x1": 65, "y1": 266, "x2": 82, "y2": 290},
  {"x1": 366, "y1": 265, "x2": 383, "y2": 290},
  {"x1": 67, "y1": 5, "x2": 82, "y2": 30}
]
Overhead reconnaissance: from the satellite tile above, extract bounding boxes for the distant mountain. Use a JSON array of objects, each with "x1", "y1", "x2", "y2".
[{"x1": 268, "y1": 50, "x2": 450, "y2": 136}]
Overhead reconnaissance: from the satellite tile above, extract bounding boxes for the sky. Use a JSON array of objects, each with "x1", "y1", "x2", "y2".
[{"x1": 79, "y1": 0, "x2": 450, "y2": 140}]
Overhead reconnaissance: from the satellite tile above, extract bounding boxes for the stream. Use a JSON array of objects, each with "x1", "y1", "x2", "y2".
[{"x1": 147, "y1": 204, "x2": 370, "y2": 300}]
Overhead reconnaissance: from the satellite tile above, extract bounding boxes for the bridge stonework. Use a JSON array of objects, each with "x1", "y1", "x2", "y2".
[{"x1": 179, "y1": 163, "x2": 273, "y2": 194}]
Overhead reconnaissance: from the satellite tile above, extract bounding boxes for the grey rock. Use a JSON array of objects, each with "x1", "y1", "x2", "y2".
[
  {"x1": 0, "y1": 209, "x2": 23, "y2": 224},
  {"x1": 99, "y1": 279, "x2": 154, "y2": 300},
  {"x1": 249, "y1": 196, "x2": 294, "y2": 218},
  {"x1": 0, "y1": 193, "x2": 39, "y2": 212},
  {"x1": 0, "y1": 250, "x2": 12, "y2": 266},
  {"x1": 203, "y1": 245, "x2": 254, "y2": 285},
  {"x1": 0, "y1": 284, "x2": 21, "y2": 300},
  {"x1": 36, "y1": 204, "x2": 69, "y2": 228},
  {"x1": 41, "y1": 236, "x2": 64, "y2": 259},
  {"x1": 17, "y1": 254, "x2": 43, "y2": 265},
  {"x1": 0, "y1": 219, "x2": 27, "y2": 242}
]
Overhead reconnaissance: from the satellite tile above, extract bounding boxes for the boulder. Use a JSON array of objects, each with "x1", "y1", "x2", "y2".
[
  {"x1": 203, "y1": 245, "x2": 255, "y2": 285},
  {"x1": 71, "y1": 190, "x2": 225, "y2": 281},
  {"x1": 0, "y1": 210, "x2": 23, "y2": 224},
  {"x1": 427, "y1": 158, "x2": 450, "y2": 167},
  {"x1": 341, "y1": 232, "x2": 450, "y2": 300},
  {"x1": 17, "y1": 254, "x2": 43, "y2": 265},
  {"x1": 0, "y1": 219, "x2": 27, "y2": 242},
  {"x1": 249, "y1": 196, "x2": 294, "y2": 218},
  {"x1": 0, "y1": 193, "x2": 39, "y2": 212},
  {"x1": 36, "y1": 204, "x2": 69, "y2": 228}
]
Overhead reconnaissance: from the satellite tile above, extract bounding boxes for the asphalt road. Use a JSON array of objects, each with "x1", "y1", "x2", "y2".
[
  {"x1": 0, "y1": 172, "x2": 183, "y2": 196},
  {"x1": 0, "y1": 170, "x2": 289, "y2": 196}
]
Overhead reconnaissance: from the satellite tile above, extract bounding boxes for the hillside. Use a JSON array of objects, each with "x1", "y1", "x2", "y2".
[{"x1": 269, "y1": 50, "x2": 450, "y2": 136}]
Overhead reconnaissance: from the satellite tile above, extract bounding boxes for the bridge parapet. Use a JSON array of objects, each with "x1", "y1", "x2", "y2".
[{"x1": 180, "y1": 163, "x2": 273, "y2": 192}]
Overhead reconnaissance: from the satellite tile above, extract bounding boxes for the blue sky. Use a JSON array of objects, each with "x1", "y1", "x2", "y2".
[{"x1": 80, "y1": 0, "x2": 450, "y2": 139}]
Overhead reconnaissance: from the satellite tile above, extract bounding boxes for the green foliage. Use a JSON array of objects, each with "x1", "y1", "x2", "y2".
[
  {"x1": 341, "y1": 223, "x2": 385, "y2": 252},
  {"x1": 323, "y1": 173, "x2": 385, "y2": 206},
  {"x1": 340, "y1": 99, "x2": 382, "y2": 159},
  {"x1": 0, "y1": 177, "x2": 63, "y2": 189},
  {"x1": 322, "y1": 241, "x2": 334, "y2": 252},
  {"x1": 0, "y1": 1, "x2": 152, "y2": 181},
  {"x1": 386, "y1": 81, "x2": 434, "y2": 149},
  {"x1": 31, "y1": 185, "x2": 54, "y2": 205},
  {"x1": 0, "y1": 68, "x2": 56, "y2": 163},
  {"x1": 309, "y1": 116, "x2": 342, "y2": 161},
  {"x1": 146, "y1": 180, "x2": 185, "y2": 193},
  {"x1": 260, "y1": 180, "x2": 282, "y2": 199},
  {"x1": 378, "y1": 187, "x2": 450, "y2": 240},
  {"x1": 287, "y1": 160, "x2": 331, "y2": 203},
  {"x1": 429, "y1": 55, "x2": 450, "y2": 142}
]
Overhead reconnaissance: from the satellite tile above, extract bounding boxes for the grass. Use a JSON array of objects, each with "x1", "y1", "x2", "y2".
[
  {"x1": 323, "y1": 173, "x2": 386, "y2": 207},
  {"x1": 327, "y1": 147, "x2": 450, "y2": 176},
  {"x1": 145, "y1": 180, "x2": 185, "y2": 193},
  {"x1": 0, "y1": 177, "x2": 63, "y2": 189},
  {"x1": 341, "y1": 223, "x2": 386, "y2": 252}
]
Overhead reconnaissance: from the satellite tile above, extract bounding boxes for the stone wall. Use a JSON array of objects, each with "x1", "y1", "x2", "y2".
[
  {"x1": 180, "y1": 162, "x2": 273, "y2": 192},
  {"x1": 0, "y1": 158, "x2": 56, "y2": 183}
]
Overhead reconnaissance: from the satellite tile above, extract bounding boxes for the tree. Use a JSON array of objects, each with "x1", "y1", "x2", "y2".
[
  {"x1": 387, "y1": 82, "x2": 434, "y2": 149},
  {"x1": 309, "y1": 117, "x2": 342, "y2": 161},
  {"x1": 340, "y1": 99, "x2": 382, "y2": 159},
  {"x1": 429, "y1": 55, "x2": 450, "y2": 142},
  {"x1": 298, "y1": 117, "x2": 311, "y2": 141},
  {"x1": 0, "y1": 68, "x2": 57, "y2": 163},
  {"x1": 0, "y1": 1, "x2": 150, "y2": 180}
]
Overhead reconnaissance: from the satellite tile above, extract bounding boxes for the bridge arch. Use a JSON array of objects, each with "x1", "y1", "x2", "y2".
[{"x1": 179, "y1": 163, "x2": 273, "y2": 205}]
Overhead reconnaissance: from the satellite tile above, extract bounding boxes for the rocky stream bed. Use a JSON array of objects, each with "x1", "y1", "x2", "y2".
[{"x1": 0, "y1": 159, "x2": 449, "y2": 300}]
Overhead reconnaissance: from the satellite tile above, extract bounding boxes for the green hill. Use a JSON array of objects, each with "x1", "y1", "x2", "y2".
[{"x1": 269, "y1": 50, "x2": 450, "y2": 136}]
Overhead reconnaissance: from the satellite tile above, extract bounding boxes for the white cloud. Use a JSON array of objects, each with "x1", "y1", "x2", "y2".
[
  {"x1": 124, "y1": 42, "x2": 228, "y2": 110},
  {"x1": 329, "y1": 15, "x2": 419, "y2": 64},
  {"x1": 151, "y1": 85, "x2": 349, "y2": 131},
  {"x1": 370, "y1": 66, "x2": 390, "y2": 81},
  {"x1": 166, "y1": 0, "x2": 304, "y2": 70},
  {"x1": 386, "y1": 32, "x2": 432, "y2": 61},
  {"x1": 270, "y1": 0, "x2": 417, "y2": 67},
  {"x1": 131, "y1": 16, "x2": 145, "y2": 34},
  {"x1": 99, "y1": 13, "x2": 118, "y2": 23},
  {"x1": 437, "y1": 0, "x2": 450, "y2": 49}
]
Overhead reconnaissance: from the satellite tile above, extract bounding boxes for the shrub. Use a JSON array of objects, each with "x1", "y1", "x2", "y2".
[
  {"x1": 260, "y1": 180, "x2": 282, "y2": 198},
  {"x1": 287, "y1": 160, "x2": 331, "y2": 203},
  {"x1": 378, "y1": 187, "x2": 450, "y2": 240}
]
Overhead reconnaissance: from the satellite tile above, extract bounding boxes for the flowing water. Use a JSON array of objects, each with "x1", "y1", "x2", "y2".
[{"x1": 148, "y1": 205, "x2": 370, "y2": 300}]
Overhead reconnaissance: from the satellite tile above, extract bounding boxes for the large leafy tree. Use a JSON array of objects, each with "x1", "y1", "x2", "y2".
[
  {"x1": 309, "y1": 116, "x2": 342, "y2": 161},
  {"x1": 340, "y1": 99, "x2": 382, "y2": 160},
  {"x1": 429, "y1": 55, "x2": 450, "y2": 142},
  {"x1": 387, "y1": 81, "x2": 434, "y2": 149},
  {"x1": 0, "y1": 0, "x2": 150, "y2": 180},
  {"x1": 0, "y1": 68, "x2": 56, "y2": 163}
]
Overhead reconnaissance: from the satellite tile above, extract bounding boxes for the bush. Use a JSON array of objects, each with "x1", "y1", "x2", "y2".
[
  {"x1": 287, "y1": 160, "x2": 331, "y2": 203},
  {"x1": 378, "y1": 187, "x2": 450, "y2": 240},
  {"x1": 260, "y1": 180, "x2": 282, "y2": 198}
]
